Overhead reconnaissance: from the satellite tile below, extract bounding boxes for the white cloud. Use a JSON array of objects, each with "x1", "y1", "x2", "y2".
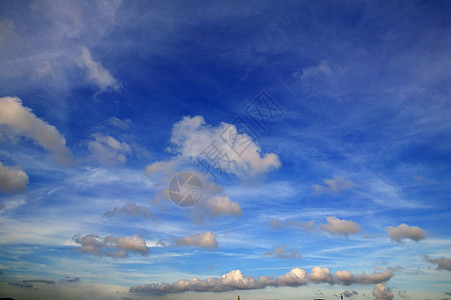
[
  {"x1": 372, "y1": 283, "x2": 394, "y2": 299},
  {"x1": 88, "y1": 134, "x2": 131, "y2": 165},
  {"x1": 423, "y1": 255, "x2": 451, "y2": 271},
  {"x1": 312, "y1": 177, "x2": 356, "y2": 194},
  {"x1": 0, "y1": 161, "x2": 29, "y2": 193},
  {"x1": 169, "y1": 115, "x2": 281, "y2": 177},
  {"x1": 107, "y1": 117, "x2": 131, "y2": 130},
  {"x1": 129, "y1": 267, "x2": 393, "y2": 295},
  {"x1": 277, "y1": 268, "x2": 307, "y2": 286},
  {"x1": 104, "y1": 202, "x2": 154, "y2": 219},
  {"x1": 78, "y1": 46, "x2": 120, "y2": 92},
  {"x1": 71, "y1": 234, "x2": 149, "y2": 258},
  {"x1": 264, "y1": 246, "x2": 302, "y2": 259},
  {"x1": 320, "y1": 216, "x2": 361, "y2": 237},
  {"x1": 207, "y1": 195, "x2": 242, "y2": 217},
  {"x1": 0, "y1": 97, "x2": 74, "y2": 165},
  {"x1": 386, "y1": 223, "x2": 426, "y2": 242},
  {"x1": 308, "y1": 267, "x2": 334, "y2": 284},
  {"x1": 172, "y1": 231, "x2": 218, "y2": 249},
  {"x1": 299, "y1": 61, "x2": 332, "y2": 81}
]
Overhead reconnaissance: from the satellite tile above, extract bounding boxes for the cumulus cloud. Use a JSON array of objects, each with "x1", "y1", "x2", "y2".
[
  {"x1": 312, "y1": 177, "x2": 356, "y2": 194},
  {"x1": 169, "y1": 115, "x2": 281, "y2": 177},
  {"x1": 386, "y1": 223, "x2": 426, "y2": 242},
  {"x1": 264, "y1": 246, "x2": 302, "y2": 259},
  {"x1": 372, "y1": 283, "x2": 394, "y2": 299},
  {"x1": 0, "y1": 97, "x2": 74, "y2": 165},
  {"x1": 207, "y1": 195, "x2": 242, "y2": 217},
  {"x1": 0, "y1": 161, "x2": 29, "y2": 193},
  {"x1": 88, "y1": 134, "x2": 131, "y2": 165},
  {"x1": 130, "y1": 267, "x2": 393, "y2": 295},
  {"x1": 173, "y1": 231, "x2": 218, "y2": 249},
  {"x1": 320, "y1": 217, "x2": 361, "y2": 237},
  {"x1": 104, "y1": 202, "x2": 154, "y2": 219},
  {"x1": 78, "y1": 46, "x2": 120, "y2": 92},
  {"x1": 71, "y1": 234, "x2": 149, "y2": 258},
  {"x1": 423, "y1": 255, "x2": 451, "y2": 271}
]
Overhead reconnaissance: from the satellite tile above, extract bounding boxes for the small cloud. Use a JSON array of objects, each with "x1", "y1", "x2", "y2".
[
  {"x1": 372, "y1": 283, "x2": 394, "y2": 299},
  {"x1": 108, "y1": 117, "x2": 131, "y2": 130},
  {"x1": 71, "y1": 234, "x2": 149, "y2": 258},
  {"x1": 59, "y1": 277, "x2": 81, "y2": 283},
  {"x1": 264, "y1": 246, "x2": 302, "y2": 259},
  {"x1": 78, "y1": 46, "x2": 120, "y2": 92},
  {"x1": 423, "y1": 255, "x2": 451, "y2": 271},
  {"x1": 172, "y1": 231, "x2": 218, "y2": 249},
  {"x1": 312, "y1": 177, "x2": 356, "y2": 195},
  {"x1": 320, "y1": 216, "x2": 361, "y2": 237},
  {"x1": 343, "y1": 290, "x2": 358, "y2": 297},
  {"x1": 0, "y1": 161, "x2": 29, "y2": 193},
  {"x1": 104, "y1": 202, "x2": 154, "y2": 219},
  {"x1": 88, "y1": 134, "x2": 131, "y2": 165},
  {"x1": 0, "y1": 97, "x2": 74, "y2": 165},
  {"x1": 299, "y1": 61, "x2": 333, "y2": 81},
  {"x1": 386, "y1": 223, "x2": 426, "y2": 242}
]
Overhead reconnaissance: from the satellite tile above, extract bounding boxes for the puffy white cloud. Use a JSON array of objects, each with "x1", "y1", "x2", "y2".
[
  {"x1": 78, "y1": 46, "x2": 120, "y2": 92},
  {"x1": 386, "y1": 223, "x2": 426, "y2": 242},
  {"x1": 372, "y1": 283, "x2": 394, "y2": 299},
  {"x1": 277, "y1": 268, "x2": 307, "y2": 286},
  {"x1": 130, "y1": 267, "x2": 392, "y2": 295},
  {"x1": 308, "y1": 267, "x2": 334, "y2": 284},
  {"x1": 0, "y1": 97, "x2": 74, "y2": 165},
  {"x1": 173, "y1": 231, "x2": 218, "y2": 249},
  {"x1": 0, "y1": 161, "x2": 29, "y2": 193},
  {"x1": 71, "y1": 234, "x2": 149, "y2": 258},
  {"x1": 320, "y1": 216, "x2": 361, "y2": 237},
  {"x1": 312, "y1": 177, "x2": 356, "y2": 194},
  {"x1": 88, "y1": 134, "x2": 131, "y2": 165},
  {"x1": 169, "y1": 115, "x2": 281, "y2": 177},
  {"x1": 334, "y1": 269, "x2": 393, "y2": 285},
  {"x1": 207, "y1": 195, "x2": 242, "y2": 217},
  {"x1": 104, "y1": 202, "x2": 154, "y2": 219},
  {"x1": 264, "y1": 246, "x2": 302, "y2": 259},
  {"x1": 424, "y1": 255, "x2": 451, "y2": 271}
]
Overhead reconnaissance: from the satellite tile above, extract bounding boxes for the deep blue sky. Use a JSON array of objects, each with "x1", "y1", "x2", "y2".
[{"x1": 0, "y1": 1, "x2": 450, "y2": 299}]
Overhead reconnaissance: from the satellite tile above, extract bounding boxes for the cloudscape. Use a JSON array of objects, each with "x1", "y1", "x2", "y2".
[{"x1": 0, "y1": 1, "x2": 450, "y2": 299}]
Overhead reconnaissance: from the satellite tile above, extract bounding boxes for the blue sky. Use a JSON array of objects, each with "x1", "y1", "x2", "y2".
[{"x1": 0, "y1": 1, "x2": 451, "y2": 299}]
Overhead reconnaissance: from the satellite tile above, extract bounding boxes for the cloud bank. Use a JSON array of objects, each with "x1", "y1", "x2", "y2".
[{"x1": 130, "y1": 267, "x2": 393, "y2": 295}]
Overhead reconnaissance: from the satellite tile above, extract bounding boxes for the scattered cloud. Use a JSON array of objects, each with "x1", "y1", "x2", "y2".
[
  {"x1": 8, "y1": 279, "x2": 55, "y2": 288},
  {"x1": 71, "y1": 234, "x2": 149, "y2": 258},
  {"x1": 0, "y1": 161, "x2": 29, "y2": 193},
  {"x1": 264, "y1": 246, "x2": 302, "y2": 259},
  {"x1": 88, "y1": 134, "x2": 131, "y2": 165},
  {"x1": 312, "y1": 177, "x2": 356, "y2": 194},
  {"x1": 108, "y1": 117, "x2": 131, "y2": 130},
  {"x1": 169, "y1": 115, "x2": 281, "y2": 178},
  {"x1": 0, "y1": 97, "x2": 74, "y2": 165},
  {"x1": 386, "y1": 223, "x2": 426, "y2": 242},
  {"x1": 130, "y1": 267, "x2": 393, "y2": 295},
  {"x1": 104, "y1": 202, "x2": 154, "y2": 219},
  {"x1": 299, "y1": 61, "x2": 333, "y2": 81},
  {"x1": 78, "y1": 46, "x2": 121, "y2": 92},
  {"x1": 172, "y1": 231, "x2": 218, "y2": 249},
  {"x1": 372, "y1": 283, "x2": 394, "y2": 299},
  {"x1": 320, "y1": 217, "x2": 362, "y2": 237},
  {"x1": 423, "y1": 255, "x2": 451, "y2": 271}
]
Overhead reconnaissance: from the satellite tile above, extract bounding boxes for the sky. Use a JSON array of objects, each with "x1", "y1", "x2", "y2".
[{"x1": 0, "y1": 1, "x2": 451, "y2": 299}]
